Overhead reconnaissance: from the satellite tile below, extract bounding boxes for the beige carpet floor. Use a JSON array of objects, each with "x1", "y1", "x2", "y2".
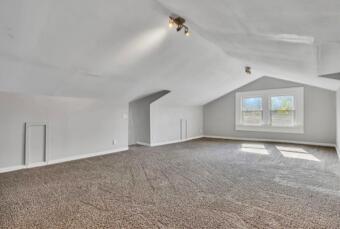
[{"x1": 1, "y1": 138, "x2": 340, "y2": 228}]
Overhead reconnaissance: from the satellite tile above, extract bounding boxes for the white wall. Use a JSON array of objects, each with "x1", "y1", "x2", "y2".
[
  {"x1": 0, "y1": 92, "x2": 128, "y2": 170},
  {"x1": 150, "y1": 102, "x2": 203, "y2": 145},
  {"x1": 318, "y1": 43, "x2": 340, "y2": 75},
  {"x1": 204, "y1": 77, "x2": 336, "y2": 145}
]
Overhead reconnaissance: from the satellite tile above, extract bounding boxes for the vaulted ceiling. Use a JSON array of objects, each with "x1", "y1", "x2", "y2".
[{"x1": 0, "y1": 0, "x2": 340, "y2": 105}]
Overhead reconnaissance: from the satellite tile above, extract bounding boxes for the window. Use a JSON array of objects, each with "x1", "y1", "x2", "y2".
[
  {"x1": 235, "y1": 87, "x2": 304, "y2": 133},
  {"x1": 270, "y1": 96, "x2": 294, "y2": 127},
  {"x1": 242, "y1": 97, "x2": 263, "y2": 125}
]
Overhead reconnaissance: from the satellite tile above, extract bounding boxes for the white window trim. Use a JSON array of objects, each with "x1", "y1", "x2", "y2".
[{"x1": 235, "y1": 87, "x2": 304, "y2": 134}]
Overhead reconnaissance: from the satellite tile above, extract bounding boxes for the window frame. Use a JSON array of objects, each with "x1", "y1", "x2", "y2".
[
  {"x1": 241, "y1": 96, "x2": 264, "y2": 126},
  {"x1": 235, "y1": 87, "x2": 304, "y2": 134},
  {"x1": 270, "y1": 95, "x2": 295, "y2": 127}
]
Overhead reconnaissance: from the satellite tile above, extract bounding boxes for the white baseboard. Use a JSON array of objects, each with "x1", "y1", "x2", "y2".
[
  {"x1": 27, "y1": 162, "x2": 48, "y2": 168},
  {"x1": 150, "y1": 136, "x2": 203, "y2": 147},
  {"x1": 0, "y1": 147, "x2": 128, "y2": 174},
  {"x1": 136, "y1": 142, "x2": 151, "y2": 147},
  {"x1": 0, "y1": 165, "x2": 26, "y2": 174},
  {"x1": 49, "y1": 147, "x2": 128, "y2": 165},
  {"x1": 203, "y1": 135, "x2": 336, "y2": 148}
]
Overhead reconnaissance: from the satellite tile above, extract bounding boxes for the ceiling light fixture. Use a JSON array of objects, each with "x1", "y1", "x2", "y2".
[
  {"x1": 245, "y1": 66, "x2": 251, "y2": 74},
  {"x1": 169, "y1": 16, "x2": 190, "y2": 37}
]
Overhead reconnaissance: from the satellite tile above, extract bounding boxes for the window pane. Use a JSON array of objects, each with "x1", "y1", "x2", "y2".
[
  {"x1": 271, "y1": 111, "x2": 295, "y2": 126},
  {"x1": 271, "y1": 96, "x2": 295, "y2": 126},
  {"x1": 242, "y1": 111, "x2": 263, "y2": 125},
  {"x1": 271, "y1": 96, "x2": 294, "y2": 111},
  {"x1": 242, "y1": 97, "x2": 262, "y2": 111},
  {"x1": 242, "y1": 97, "x2": 262, "y2": 125}
]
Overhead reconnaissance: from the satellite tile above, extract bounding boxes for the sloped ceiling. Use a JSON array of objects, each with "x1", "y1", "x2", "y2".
[{"x1": 0, "y1": 0, "x2": 340, "y2": 105}]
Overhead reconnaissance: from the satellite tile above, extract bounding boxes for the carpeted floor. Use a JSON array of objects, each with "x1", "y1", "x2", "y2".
[{"x1": 1, "y1": 138, "x2": 340, "y2": 228}]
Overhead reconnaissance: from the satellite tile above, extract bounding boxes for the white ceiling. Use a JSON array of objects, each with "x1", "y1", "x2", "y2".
[{"x1": 0, "y1": 0, "x2": 340, "y2": 105}]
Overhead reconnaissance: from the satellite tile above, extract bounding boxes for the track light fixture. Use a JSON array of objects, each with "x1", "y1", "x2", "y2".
[
  {"x1": 245, "y1": 66, "x2": 251, "y2": 74},
  {"x1": 169, "y1": 16, "x2": 190, "y2": 37}
]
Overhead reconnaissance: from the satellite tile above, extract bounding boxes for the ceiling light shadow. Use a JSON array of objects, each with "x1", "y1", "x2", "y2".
[
  {"x1": 264, "y1": 34, "x2": 314, "y2": 44},
  {"x1": 116, "y1": 27, "x2": 168, "y2": 66},
  {"x1": 97, "y1": 27, "x2": 168, "y2": 75}
]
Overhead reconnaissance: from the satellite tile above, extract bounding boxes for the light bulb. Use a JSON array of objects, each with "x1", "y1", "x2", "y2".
[
  {"x1": 185, "y1": 31, "x2": 190, "y2": 37},
  {"x1": 168, "y1": 19, "x2": 174, "y2": 28}
]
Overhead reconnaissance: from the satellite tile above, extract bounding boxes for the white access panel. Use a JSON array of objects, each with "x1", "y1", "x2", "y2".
[
  {"x1": 180, "y1": 119, "x2": 188, "y2": 141},
  {"x1": 25, "y1": 122, "x2": 49, "y2": 167}
]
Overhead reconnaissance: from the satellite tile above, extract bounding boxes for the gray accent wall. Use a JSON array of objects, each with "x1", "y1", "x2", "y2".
[
  {"x1": 128, "y1": 91, "x2": 170, "y2": 145},
  {"x1": 204, "y1": 77, "x2": 336, "y2": 145},
  {"x1": 0, "y1": 92, "x2": 128, "y2": 169}
]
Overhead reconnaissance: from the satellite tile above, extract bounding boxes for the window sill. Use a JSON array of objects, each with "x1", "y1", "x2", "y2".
[{"x1": 235, "y1": 124, "x2": 304, "y2": 134}]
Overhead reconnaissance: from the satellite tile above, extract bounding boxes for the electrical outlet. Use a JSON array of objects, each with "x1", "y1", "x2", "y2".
[{"x1": 112, "y1": 139, "x2": 117, "y2": 145}]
